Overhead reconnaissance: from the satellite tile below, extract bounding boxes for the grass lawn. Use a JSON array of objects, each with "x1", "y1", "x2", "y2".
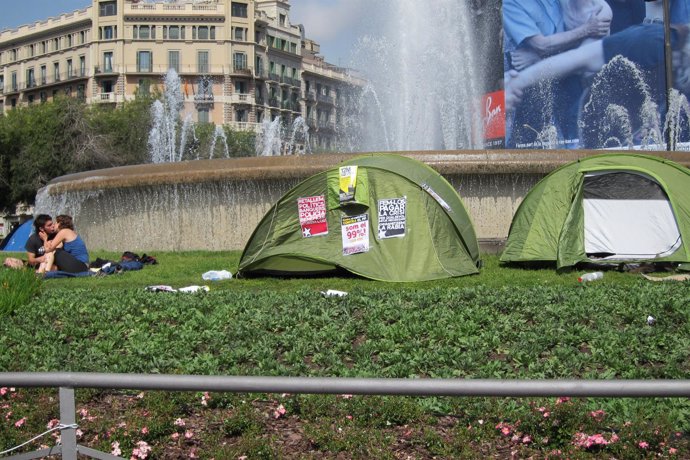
[{"x1": 0, "y1": 251, "x2": 689, "y2": 458}]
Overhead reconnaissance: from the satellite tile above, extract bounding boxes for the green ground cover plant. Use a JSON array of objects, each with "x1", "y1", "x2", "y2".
[{"x1": 0, "y1": 253, "x2": 688, "y2": 458}]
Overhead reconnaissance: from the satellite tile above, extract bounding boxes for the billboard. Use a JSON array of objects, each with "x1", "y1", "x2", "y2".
[{"x1": 501, "y1": 0, "x2": 690, "y2": 150}]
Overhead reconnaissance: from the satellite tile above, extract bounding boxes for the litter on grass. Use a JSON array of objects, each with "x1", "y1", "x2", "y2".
[
  {"x1": 201, "y1": 270, "x2": 233, "y2": 281},
  {"x1": 321, "y1": 289, "x2": 348, "y2": 298},
  {"x1": 145, "y1": 285, "x2": 210, "y2": 293}
]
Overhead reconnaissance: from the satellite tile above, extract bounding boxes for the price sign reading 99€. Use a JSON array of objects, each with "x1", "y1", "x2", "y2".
[{"x1": 341, "y1": 214, "x2": 370, "y2": 256}]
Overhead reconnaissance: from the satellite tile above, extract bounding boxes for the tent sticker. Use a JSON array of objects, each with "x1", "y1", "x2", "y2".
[
  {"x1": 298, "y1": 195, "x2": 328, "y2": 238},
  {"x1": 378, "y1": 197, "x2": 406, "y2": 239},
  {"x1": 341, "y1": 213, "x2": 369, "y2": 255},
  {"x1": 422, "y1": 184, "x2": 452, "y2": 213},
  {"x1": 339, "y1": 166, "x2": 358, "y2": 203}
]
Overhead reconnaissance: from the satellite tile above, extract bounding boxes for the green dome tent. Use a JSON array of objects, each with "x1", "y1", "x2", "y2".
[
  {"x1": 239, "y1": 155, "x2": 480, "y2": 281},
  {"x1": 501, "y1": 154, "x2": 690, "y2": 268}
]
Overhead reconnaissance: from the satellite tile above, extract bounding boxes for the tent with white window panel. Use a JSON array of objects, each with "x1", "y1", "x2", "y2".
[{"x1": 500, "y1": 154, "x2": 690, "y2": 268}]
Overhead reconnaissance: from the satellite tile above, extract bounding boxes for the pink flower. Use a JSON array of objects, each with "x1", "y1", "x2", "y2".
[
  {"x1": 111, "y1": 441, "x2": 122, "y2": 456},
  {"x1": 5, "y1": 411, "x2": 12, "y2": 420},
  {"x1": 610, "y1": 433, "x2": 619, "y2": 443},
  {"x1": 543, "y1": 411, "x2": 550, "y2": 418},
  {"x1": 117, "y1": 422, "x2": 127, "y2": 429},
  {"x1": 171, "y1": 432, "x2": 180, "y2": 441},
  {"x1": 670, "y1": 448, "x2": 678, "y2": 455},
  {"x1": 555, "y1": 397, "x2": 570, "y2": 405},
  {"x1": 339, "y1": 394, "x2": 353, "y2": 399},
  {"x1": 590, "y1": 410, "x2": 606, "y2": 421},
  {"x1": 273, "y1": 404, "x2": 286, "y2": 419},
  {"x1": 174, "y1": 418, "x2": 185, "y2": 427},
  {"x1": 189, "y1": 448, "x2": 198, "y2": 458},
  {"x1": 638, "y1": 441, "x2": 649, "y2": 449},
  {"x1": 134, "y1": 441, "x2": 151, "y2": 459},
  {"x1": 346, "y1": 415, "x2": 353, "y2": 420},
  {"x1": 537, "y1": 406, "x2": 547, "y2": 413},
  {"x1": 0, "y1": 388, "x2": 7, "y2": 396},
  {"x1": 201, "y1": 392, "x2": 210, "y2": 407},
  {"x1": 78, "y1": 408, "x2": 89, "y2": 419},
  {"x1": 501, "y1": 427, "x2": 511, "y2": 436},
  {"x1": 141, "y1": 427, "x2": 149, "y2": 435},
  {"x1": 46, "y1": 419, "x2": 60, "y2": 429},
  {"x1": 184, "y1": 430, "x2": 194, "y2": 439},
  {"x1": 522, "y1": 435, "x2": 532, "y2": 444},
  {"x1": 14, "y1": 417, "x2": 26, "y2": 428}
]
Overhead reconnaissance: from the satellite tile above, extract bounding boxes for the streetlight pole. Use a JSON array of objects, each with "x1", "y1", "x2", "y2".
[{"x1": 662, "y1": 0, "x2": 674, "y2": 151}]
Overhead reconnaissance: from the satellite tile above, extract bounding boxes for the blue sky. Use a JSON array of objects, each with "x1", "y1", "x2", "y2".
[{"x1": 0, "y1": 0, "x2": 359, "y2": 65}]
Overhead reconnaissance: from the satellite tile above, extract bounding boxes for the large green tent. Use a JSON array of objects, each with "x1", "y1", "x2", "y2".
[
  {"x1": 239, "y1": 155, "x2": 480, "y2": 281},
  {"x1": 501, "y1": 154, "x2": 690, "y2": 268}
]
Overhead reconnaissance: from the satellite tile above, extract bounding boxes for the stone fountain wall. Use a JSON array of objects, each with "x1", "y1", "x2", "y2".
[{"x1": 35, "y1": 151, "x2": 690, "y2": 253}]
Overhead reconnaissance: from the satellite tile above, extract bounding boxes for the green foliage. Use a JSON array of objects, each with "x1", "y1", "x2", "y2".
[
  {"x1": 1, "y1": 252, "x2": 689, "y2": 457},
  {"x1": 0, "y1": 268, "x2": 42, "y2": 315}
]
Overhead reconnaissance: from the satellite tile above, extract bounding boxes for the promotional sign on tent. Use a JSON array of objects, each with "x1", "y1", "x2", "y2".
[
  {"x1": 298, "y1": 195, "x2": 328, "y2": 238},
  {"x1": 501, "y1": 154, "x2": 690, "y2": 268},
  {"x1": 239, "y1": 155, "x2": 480, "y2": 282},
  {"x1": 377, "y1": 197, "x2": 406, "y2": 239}
]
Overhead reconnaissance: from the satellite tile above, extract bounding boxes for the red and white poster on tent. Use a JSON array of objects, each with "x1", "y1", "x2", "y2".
[{"x1": 298, "y1": 195, "x2": 328, "y2": 238}]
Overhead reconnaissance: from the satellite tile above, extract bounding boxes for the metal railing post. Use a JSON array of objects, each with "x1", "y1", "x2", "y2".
[{"x1": 58, "y1": 388, "x2": 77, "y2": 460}]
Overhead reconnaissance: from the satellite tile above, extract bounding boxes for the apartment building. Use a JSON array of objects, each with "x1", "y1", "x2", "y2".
[{"x1": 0, "y1": 0, "x2": 360, "y2": 148}]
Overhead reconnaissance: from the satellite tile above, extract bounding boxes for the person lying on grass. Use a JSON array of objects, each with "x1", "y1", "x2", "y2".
[{"x1": 37, "y1": 215, "x2": 90, "y2": 275}]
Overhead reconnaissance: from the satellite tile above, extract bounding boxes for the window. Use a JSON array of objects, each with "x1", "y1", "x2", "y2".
[
  {"x1": 231, "y1": 2, "x2": 248, "y2": 18},
  {"x1": 28, "y1": 44, "x2": 34, "y2": 57},
  {"x1": 99, "y1": 1, "x2": 117, "y2": 16},
  {"x1": 102, "y1": 80, "x2": 113, "y2": 93},
  {"x1": 166, "y1": 25, "x2": 181, "y2": 40},
  {"x1": 133, "y1": 26, "x2": 151, "y2": 39},
  {"x1": 197, "y1": 51, "x2": 209, "y2": 73},
  {"x1": 40, "y1": 65, "x2": 47, "y2": 84},
  {"x1": 233, "y1": 52, "x2": 247, "y2": 71},
  {"x1": 235, "y1": 81, "x2": 246, "y2": 93},
  {"x1": 11, "y1": 72, "x2": 17, "y2": 91},
  {"x1": 27, "y1": 68, "x2": 35, "y2": 87},
  {"x1": 279, "y1": 14, "x2": 286, "y2": 26},
  {"x1": 198, "y1": 108, "x2": 210, "y2": 123},
  {"x1": 255, "y1": 56, "x2": 263, "y2": 75},
  {"x1": 168, "y1": 50, "x2": 180, "y2": 73},
  {"x1": 80, "y1": 31, "x2": 86, "y2": 44},
  {"x1": 233, "y1": 27, "x2": 245, "y2": 41},
  {"x1": 40, "y1": 91, "x2": 47, "y2": 103},
  {"x1": 54, "y1": 38, "x2": 60, "y2": 51},
  {"x1": 138, "y1": 79, "x2": 150, "y2": 96},
  {"x1": 194, "y1": 26, "x2": 214, "y2": 40},
  {"x1": 290, "y1": 42, "x2": 297, "y2": 54},
  {"x1": 0, "y1": 75, "x2": 4, "y2": 92},
  {"x1": 10, "y1": 49, "x2": 16, "y2": 61},
  {"x1": 67, "y1": 34, "x2": 73, "y2": 47},
  {"x1": 77, "y1": 84, "x2": 85, "y2": 101},
  {"x1": 103, "y1": 26, "x2": 114, "y2": 40},
  {"x1": 137, "y1": 51, "x2": 152, "y2": 72},
  {"x1": 67, "y1": 59, "x2": 73, "y2": 78},
  {"x1": 53, "y1": 63, "x2": 60, "y2": 81},
  {"x1": 79, "y1": 56, "x2": 86, "y2": 76},
  {"x1": 28, "y1": 95, "x2": 34, "y2": 104},
  {"x1": 41, "y1": 41, "x2": 47, "y2": 54},
  {"x1": 103, "y1": 52, "x2": 113, "y2": 72}
]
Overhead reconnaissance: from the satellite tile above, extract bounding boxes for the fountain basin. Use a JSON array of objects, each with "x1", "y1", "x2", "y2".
[{"x1": 36, "y1": 151, "x2": 690, "y2": 253}]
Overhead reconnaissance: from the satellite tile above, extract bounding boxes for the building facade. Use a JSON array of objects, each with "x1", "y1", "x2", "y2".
[{"x1": 0, "y1": 0, "x2": 361, "y2": 150}]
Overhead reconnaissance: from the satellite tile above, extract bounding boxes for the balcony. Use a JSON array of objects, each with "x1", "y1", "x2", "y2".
[
  {"x1": 231, "y1": 66, "x2": 252, "y2": 77},
  {"x1": 317, "y1": 93, "x2": 335, "y2": 105},
  {"x1": 227, "y1": 121, "x2": 261, "y2": 133},
  {"x1": 94, "y1": 66, "x2": 118, "y2": 76},
  {"x1": 229, "y1": 93, "x2": 251, "y2": 104},
  {"x1": 305, "y1": 90, "x2": 316, "y2": 101},
  {"x1": 268, "y1": 72, "x2": 280, "y2": 82},
  {"x1": 91, "y1": 92, "x2": 123, "y2": 104}
]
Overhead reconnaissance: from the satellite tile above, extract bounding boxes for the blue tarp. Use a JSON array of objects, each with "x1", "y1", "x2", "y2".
[{"x1": 0, "y1": 219, "x2": 33, "y2": 252}]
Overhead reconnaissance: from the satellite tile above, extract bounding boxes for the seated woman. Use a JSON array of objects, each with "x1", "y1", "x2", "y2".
[{"x1": 37, "y1": 215, "x2": 90, "y2": 274}]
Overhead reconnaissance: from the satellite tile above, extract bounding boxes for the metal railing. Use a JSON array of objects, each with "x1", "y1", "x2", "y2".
[{"x1": 0, "y1": 372, "x2": 688, "y2": 460}]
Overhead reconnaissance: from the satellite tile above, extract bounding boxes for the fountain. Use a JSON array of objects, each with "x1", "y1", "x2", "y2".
[
  {"x1": 33, "y1": 2, "x2": 690, "y2": 252},
  {"x1": 149, "y1": 69, "x2": 231, "y2": 163}
]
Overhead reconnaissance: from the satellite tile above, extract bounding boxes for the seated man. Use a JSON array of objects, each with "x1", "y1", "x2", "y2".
[{"x1": 25, "y1": 214, "x2": 56, "y2": 269}]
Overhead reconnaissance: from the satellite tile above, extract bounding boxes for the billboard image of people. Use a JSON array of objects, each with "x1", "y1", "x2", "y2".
[{"x1": 502, "y1": 0, "x2": 690, "y2": 150}]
